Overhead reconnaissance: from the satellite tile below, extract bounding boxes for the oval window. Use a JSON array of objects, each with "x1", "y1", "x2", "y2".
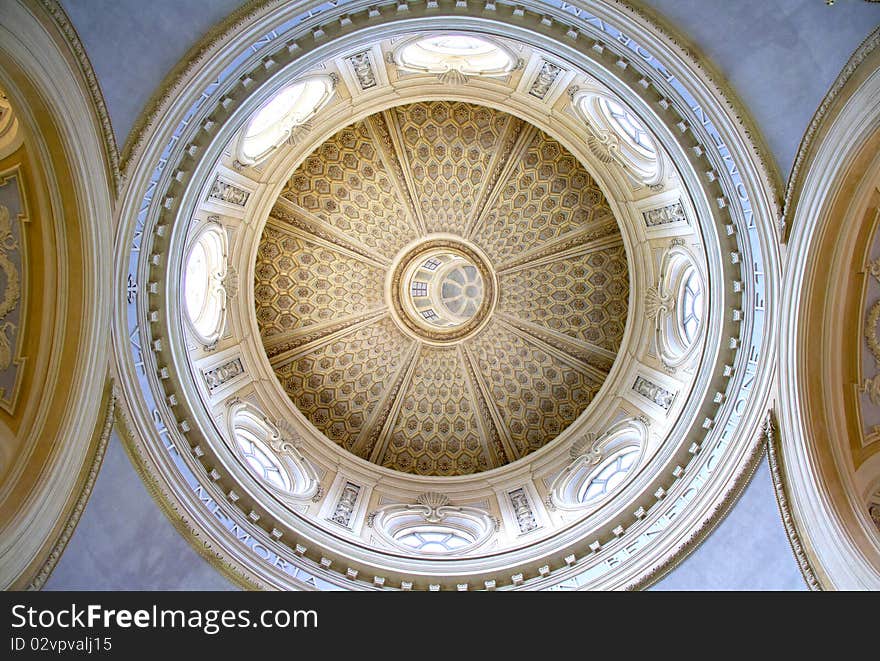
[
  {"x1": 395, "y1": 34, "x2": 518, "y2": 78},
  {"x1": 577, "y1": 447, "x2": 640, "y2": 504},
  {"x1": 678, "y1": 267, "x2": 704, "y2": 346},
  {"x1": 240, "y1": 76, "x2": 335, "y2": 164},
  {"x1": 599, "y1": 97, "x2": 656, "y2": 157},
  {"x1": 184, "y1": 226, "x2": 226, "y2": 343},
  {"x1": 234, "y1": 427, "x2": 292, "y2": 492},
  {"x1": 394, "y1": 526, "x2": 477, "y2": 553}
]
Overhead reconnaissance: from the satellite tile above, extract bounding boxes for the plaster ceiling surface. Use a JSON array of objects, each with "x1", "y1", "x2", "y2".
[
  {"x1": 126, "y1": 7, "x2": 761, "y2": 588},
  {"x1": 95, "y1": 0, "x2": 802, "y2": 591},
  {"x1": 42, "y1": 0, "x2": 880, "y2": 592},
  {"x1": 255, "y1": 101, "x2": 628, "y2": 476},
  {"x1": 60, "y1": 0, "x2": 880, "y2": 175}
]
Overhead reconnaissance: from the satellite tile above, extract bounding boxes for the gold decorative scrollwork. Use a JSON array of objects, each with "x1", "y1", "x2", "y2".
[
  {"x1": 0, "y1": 251, "x2": 20, "y2": 318},
  {"x1": 0, "y1": 205, "x2": 21, "y2": 370},
  {"x1": 861, "y1": 259, "x2": 880, "y2": 404}
]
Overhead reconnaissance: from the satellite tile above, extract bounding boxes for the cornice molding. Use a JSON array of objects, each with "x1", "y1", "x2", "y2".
[
  {"x1": 33, "y1": 0, "x2": 120, "y2": 191},
  {"x1": 110, "y1": 377, "x2": 266, "y2": 591},
  {"x1": 777, "y1": 34, "x2": 880, "y2": 588},
  {"x1": 28, "y1": 378, "x2": 116, "y2": 590},
  {"x1": 0, "y1": 1, "x2": 114, "y2": 589},
  {"x1": 119, "y1": 0, "x2": 287, "y2": 176},
  {"x1": 112, "y1": 0, "x2": 780, "y2": 590},
  {"x1": 782, "y1": 25, "x2": 880, "y2": 243},
  {"x1": 117, "y1": 0, "x2": 786, "y2": 218},
  {"x1": 763, "y1": 410, "x2": 823, "y2": 591},
  {"x1": 624, "y1": 415, "x2": 767, "y2": 590}
]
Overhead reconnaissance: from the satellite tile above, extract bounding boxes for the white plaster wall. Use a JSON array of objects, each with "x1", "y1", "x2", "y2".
[
  {"x1": 642, "y1": 0, "x2": 880, "y2": 178},
  {"x1": 651, "y1": 460, "x2": 804, "y2": 590},
  {"x1": 45, "y1": 431, "x2": 237, "y2": 591},
  {"x1": 61, "y1": 0, "x2": 243, "y2": 145}
]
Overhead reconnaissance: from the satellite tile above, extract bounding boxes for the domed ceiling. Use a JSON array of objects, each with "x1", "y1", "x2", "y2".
[
  {"x1": 116, "y1": 5, "x2": 783, "y2": 592},
  {"x1": 254, "y1": 101, "x2": 629, "y2": 476}
]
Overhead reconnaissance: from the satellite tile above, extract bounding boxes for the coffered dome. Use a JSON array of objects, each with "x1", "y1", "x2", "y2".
[
  {"x1": 113, "y1": 2, "x2": 783, "y2": 592},
  {"x1": 10, "y1": 0, "x2": 880, "y2": 597},
  {"x1": 254, "y1": 101, "x2": 628, "y2": 476}
]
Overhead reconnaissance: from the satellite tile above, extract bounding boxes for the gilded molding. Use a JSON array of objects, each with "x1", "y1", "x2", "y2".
[
  {"x1": 763, "y1": 410, "x2": 823, "y2": 591},
  {"x1": 0, "y1": 169, "x2": 27, "y2": 413},
  {"x1": 862, "y1": 259, "x2": 880, "y2": 403},
  {"x1": 27, "y1": 378, "x2": 116, "y2": 590},
  {"x1": 776, "y1": 31, "x2": 880, "y2": 588},
  {"x1": 34, "y1": 0, "x2": 121, "y2": 190},
  {"x1": 782, "y1": 26, "x2": 880, "y2": 243},
  {"x1": 0, "y1": 0, "x2": 115, "y2": 592},
  {"x1": 0, "y1": 91, "x2": 23, "y2": 159}
]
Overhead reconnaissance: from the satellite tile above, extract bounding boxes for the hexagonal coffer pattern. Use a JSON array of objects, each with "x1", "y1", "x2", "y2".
[{"x1": 254, "y1": 101, "x2": 629, "y2": 475}]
